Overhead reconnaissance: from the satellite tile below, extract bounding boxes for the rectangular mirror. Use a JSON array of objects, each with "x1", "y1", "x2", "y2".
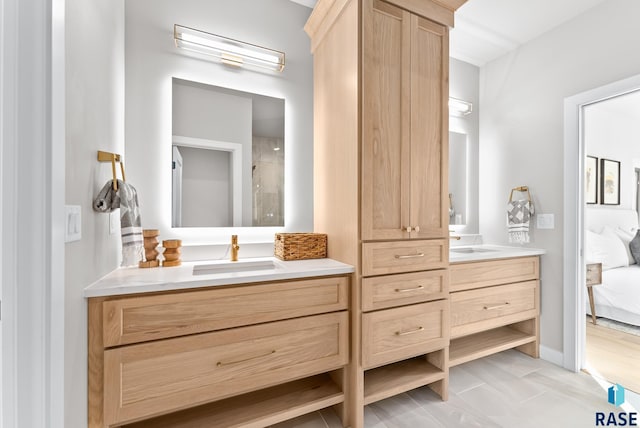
[
  {"x1": 449, "y1": 131, "x2": 467, "y2": 226},
  {"x1": 172, "y1": 78, "x2": 285, "y2": 227}
]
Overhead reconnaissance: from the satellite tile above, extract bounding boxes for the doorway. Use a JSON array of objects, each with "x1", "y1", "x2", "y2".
[
  {"x1": 581, "y1": 91, "x2": 640, "y2": 393},
  {"x1": 171, "y1": 136, "x2": 243, "y2": 228},
  {"x1": 563, "y1": 73, "x2": 640, "y2": 377}
]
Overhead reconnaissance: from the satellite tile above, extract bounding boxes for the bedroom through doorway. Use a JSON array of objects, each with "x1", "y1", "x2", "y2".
[{"x1": 583, "y1": 89, "x2": 640, "y2": 394}]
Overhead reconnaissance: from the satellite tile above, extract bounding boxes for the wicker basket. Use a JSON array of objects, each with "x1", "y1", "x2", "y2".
[{"x1": 274, "y1": 233, "x2": 327, "y2": 261}]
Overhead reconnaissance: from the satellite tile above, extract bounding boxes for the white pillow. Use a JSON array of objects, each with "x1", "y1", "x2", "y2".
[
  {"x1": 585, "y1": 229, "x2": 629, "y2": 270},
  {"x1": 609, "y1": 226, "x2": 637, "y2": 265},
  {"x1": 585, "y1": 230, "x2": 605, "y2": 264}
]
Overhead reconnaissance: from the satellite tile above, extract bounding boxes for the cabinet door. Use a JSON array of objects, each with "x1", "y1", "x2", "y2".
[
  {"x1": 409, "y1": 16, "x2": 448, "y2": 239},
  {"x1": 361, "y1": 0, "x2": 411, "y2": 241},
  {"x1": 362, "y1": 1, "x2": 449, "y2": 241}
]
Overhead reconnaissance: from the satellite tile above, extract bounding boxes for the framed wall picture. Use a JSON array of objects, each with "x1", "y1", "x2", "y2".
[
  {"x1": 585, "y1": 156, "x2": 598, "y2": 204},
  {"x1": 600, "y1": 158, "x2": 621, "y2": 205}
]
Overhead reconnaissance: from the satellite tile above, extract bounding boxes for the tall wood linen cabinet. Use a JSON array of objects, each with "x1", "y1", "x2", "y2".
[{"x1": 305, "y1": 0, "x2": 466, "y2": 426}]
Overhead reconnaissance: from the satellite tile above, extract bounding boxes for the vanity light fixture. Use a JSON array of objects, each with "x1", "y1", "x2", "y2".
[
  {"x1": 449, "y1": 97, "x2": 473, "y2": 116},
  {"x1": 174, "y1": 24, "x2": 285, "y2": 72}
]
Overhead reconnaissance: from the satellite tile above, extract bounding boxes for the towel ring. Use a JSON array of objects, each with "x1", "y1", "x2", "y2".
[
  {"x1": 509, "y1": 186, "x2": 531, "y2": 202},
  {"x1": 97, "y1": 150, "x2": 126, "y2": 191}
]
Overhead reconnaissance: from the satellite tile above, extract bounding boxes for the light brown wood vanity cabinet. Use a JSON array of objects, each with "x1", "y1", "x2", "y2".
[
  {"x1": 88, "y1": 275, "x2": 350, "y2": 428},
  {"x1": 449, "y1": 256, "x2": 540, "y2": 367},
  {"x1": 306, "y1": 0, "x2": 467, "y2": 426}
]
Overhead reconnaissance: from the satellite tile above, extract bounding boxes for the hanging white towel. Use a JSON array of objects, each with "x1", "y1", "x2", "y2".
[{"x1": 507, "y1": 199, "x2": 534, "y2": 244}]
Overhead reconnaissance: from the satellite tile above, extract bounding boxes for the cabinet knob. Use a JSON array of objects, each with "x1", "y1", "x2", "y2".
[
  {"x1": 413, "y1": 226, "x2": 420, "y2": 233},
  {"x1": 405, "y1": 226, "x2": 413, "y2": 232}
]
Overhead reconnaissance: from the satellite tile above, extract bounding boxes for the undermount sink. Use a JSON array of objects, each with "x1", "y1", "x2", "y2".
[
  {"x1": 193, "y1": 259, "x2": 281, "y2": 275},
  {"x1": 450, "y1": 247, "x2": 497, "y2": 254}
]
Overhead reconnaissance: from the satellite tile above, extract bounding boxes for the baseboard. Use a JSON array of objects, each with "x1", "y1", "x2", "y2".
[{"x1": 540, "y1": 345, "x2": 564, "y2": 367}]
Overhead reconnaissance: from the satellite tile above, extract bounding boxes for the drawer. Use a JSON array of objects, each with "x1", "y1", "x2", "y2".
[
  {"x1": 362, "y1": 240, "x2": 448, "y2": 276},
  {"x1": 103, "y1": 312, "x2": 349, "y2": 426},
  {"x1": 450, "y1": 256, "x2": 539, "y2": 292},
  {"x1": 362, "y1": 270, "x2": 448, "y2": 311},
  {"x1": 102, "y1": 276, "x2": 349, "y2": 347},
  {"x1": 451, "y1": 281, "x2": 538, "y2": 338},
  {"x1": 362, "y1": 301, "x2": 449, "y2": 369},
  {"x1": 586, "y1": 263, "x2": 602, "y2": 286}
]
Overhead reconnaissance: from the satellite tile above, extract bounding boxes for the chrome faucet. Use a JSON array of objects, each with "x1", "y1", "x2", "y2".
[{"x1": 230, "y1": 235, "x2": 240, "y2": 261}]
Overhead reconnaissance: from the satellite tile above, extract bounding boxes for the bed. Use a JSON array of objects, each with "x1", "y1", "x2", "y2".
[{"x1": 585, "y1": 209, "x2": 640, "y2": 326}]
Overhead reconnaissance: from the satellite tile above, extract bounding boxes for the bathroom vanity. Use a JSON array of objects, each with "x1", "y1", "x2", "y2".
[
  {"x1": 85, "y1": 250, "x2": 545, "y2": 428},
  {"x1": 449, "y1": 246, "x2": 544, "y2": 366},
  {"x1": 85, "y1": 258, "x2": 354, "y2": 428}
]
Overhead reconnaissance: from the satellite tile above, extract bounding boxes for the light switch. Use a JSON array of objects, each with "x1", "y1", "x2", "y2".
[
  {"x1": 537, "y1": 213, "x2": 555, "y2": 230},
  {"x1": 65, "y1": 205, "x2": 82, "y2": 242}
]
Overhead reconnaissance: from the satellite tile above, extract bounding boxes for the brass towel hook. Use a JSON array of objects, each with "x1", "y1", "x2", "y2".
[
  {"x1": 509, "y1": 186, "x2": 531, "y2": 202},
  {"x1": 97, "y1": 150, "x2": 126, "y2": 191}
]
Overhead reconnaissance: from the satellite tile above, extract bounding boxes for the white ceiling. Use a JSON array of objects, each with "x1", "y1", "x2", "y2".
[
  {"x1": 450, "y1": 0, "x2": 609, "y2": 66},
  {"x1": 291, "y1": 0, "x2": 610, "y2": 67},
  {"x1": 290, "y1": 0, "x2": 639, "y2": 118}
]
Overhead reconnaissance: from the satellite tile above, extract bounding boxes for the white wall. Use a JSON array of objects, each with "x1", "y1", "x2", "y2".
[
  {"x1": 479, "y1": 0, "x2": 640, "y2": 355},
  {"x1": 450, "y1": 58, "x2": 480, "y2": 234},
  {"x1": 65, "y1": 0, "x2": 125, "y2": 426},
  {"x1": 125, "y1": 0, "x2": 313, "y2": 247},
  {"x1": 584, "y1": 96, "x2": 640, "y2": 210}
]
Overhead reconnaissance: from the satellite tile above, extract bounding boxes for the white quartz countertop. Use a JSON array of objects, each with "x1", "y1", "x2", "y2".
[
  {"x1": 84, "y1": 257, "x2": 355, "y2": 298},
  {"x1": 449, "y1": 245, "x2": 546, "y2": 264}
]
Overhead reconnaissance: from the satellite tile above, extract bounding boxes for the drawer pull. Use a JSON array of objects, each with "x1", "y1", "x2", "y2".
[
  {"x1": 216, "y1": 349, "x2": 276, "y2": 367},
  {"x1": 395, "y1": 285, "x2": 425, "y2": 293},
  {"x1": 395, "y1": 326, "x2": 424, "y2": 336},
  {"x1": 483, "y1": 302, "x2": 510, "y2": 310},
  {"x1": 394, "y1": 253, "x2": 425, "y2": 259}
]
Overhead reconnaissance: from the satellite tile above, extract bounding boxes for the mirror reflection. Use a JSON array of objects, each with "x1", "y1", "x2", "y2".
[
  {"x1": 172, "y1": 78, "x2": 285, "y2": 227},
  {"x1": 449, "y1": 131, "x2": 467, "y2": 226}
]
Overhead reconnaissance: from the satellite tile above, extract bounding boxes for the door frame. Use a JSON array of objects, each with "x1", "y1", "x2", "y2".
[
  {"x1": 1, "y1": 0, "x2": 66, "y2": 426},
  {"x1": 563, "y1": 73, "x2": 640, "y2": 372},
  {"x1": 172, "y1": 146, "x2": 184, "y2": 227},
  {"x1": 634, "y1": 166, "x2": 640, "y2": 214},
  {"x1": 1, "y1": 0, "x2": 18, "y2": 424}
]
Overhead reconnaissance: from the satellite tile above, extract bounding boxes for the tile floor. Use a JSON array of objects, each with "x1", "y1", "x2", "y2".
[{"x1": 272, "y1": 350, "x2": 639, "y2": 427}]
